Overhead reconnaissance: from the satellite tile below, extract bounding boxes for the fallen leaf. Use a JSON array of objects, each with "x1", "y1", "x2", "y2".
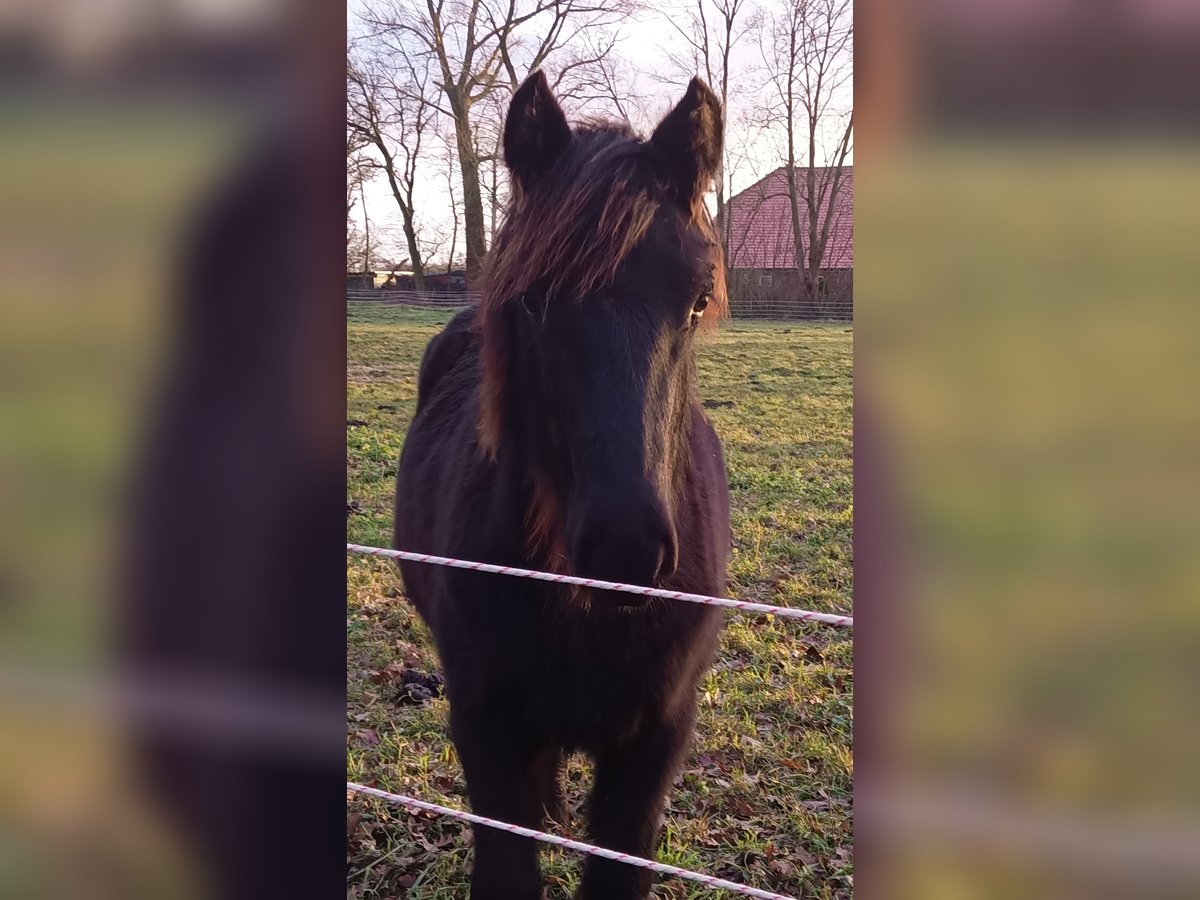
[{"x1": 728, "y1": 798, "x2": 755, "y2": 817}]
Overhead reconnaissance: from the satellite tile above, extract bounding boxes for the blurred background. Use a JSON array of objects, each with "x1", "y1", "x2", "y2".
[
  {"x1": 0, "y1": 1, "x2": 346, "y2": 898},
  {"x1": 1, "y1": 0, "x2": 1199, "y2": 898},
  {"x1": 855, "y1": 0, "x2": 1200, "y2": 897}
]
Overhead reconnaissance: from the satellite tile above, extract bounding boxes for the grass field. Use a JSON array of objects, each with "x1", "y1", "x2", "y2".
[{"x1": 347, "y1": 305, "x2": 853, "y2": 899}]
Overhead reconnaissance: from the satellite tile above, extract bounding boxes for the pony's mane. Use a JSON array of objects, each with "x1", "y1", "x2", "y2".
[{"x1": 478, "y1": 121, "x2": 727, "y2": 460}]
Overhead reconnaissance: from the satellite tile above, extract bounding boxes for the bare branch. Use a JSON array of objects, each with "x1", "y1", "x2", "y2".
[
  {"x1": 355, "y1": 0, "x2": 627, "y2": 283},
  {"x1": 746, "y1": 0, "x2": 853, "y2": 307}
]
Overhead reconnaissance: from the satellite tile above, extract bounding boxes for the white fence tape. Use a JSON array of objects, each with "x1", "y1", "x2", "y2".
[
  {"x1": 348, "y1": 544, "x2": 847, "y2": 896},
  {"x1": 347, "y1": 544, "x2": 853, "y2": 627},
  {"x1": 347, "y1": 782, "x2": 800, "y2": 900}
]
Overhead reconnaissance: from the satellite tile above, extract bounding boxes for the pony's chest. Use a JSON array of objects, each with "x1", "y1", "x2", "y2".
[{"x1": 520, "y1": 614, "x2": 709, "y2": 742}]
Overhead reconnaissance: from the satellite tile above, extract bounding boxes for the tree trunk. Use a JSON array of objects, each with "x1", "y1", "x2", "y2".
[
  {"x1": 489, "y1": 155, "x2": 499, "y2": 247},
  {"x1": 805, "y1": 128, "x2": 820, "y2": 309},
  {"x1": 783, "y1": 27, "x2": 810, "y2": 312},
  {"x1": 785, "y1": 164, "x2": 809, "y2": 311},
  {"x1": 457, "y1": 143, "x2": 487, "y2": 287},
  {"x1": 401, "y1": 218, "x2": 427, "y2": 292},
  {"x1": 719, "y1": 7, "x2": 731, "y2": 271},
  {"x1": 784, "y1": 139, "x2": 807, "y2": 310},
  {"x1": 379, "y1": 160, "x2": 427, "y2": 292},
  {"x1": 360, "y1": 181, "x2": 371, "y2": 274},
  {"x1": 715, "y1": 187, "x2": 727, "y2": 269}
]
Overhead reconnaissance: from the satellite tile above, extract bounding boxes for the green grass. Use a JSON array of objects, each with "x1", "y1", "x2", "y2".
[{"x1": 347, "y1": 305, "x2": 853, "y2": 899}]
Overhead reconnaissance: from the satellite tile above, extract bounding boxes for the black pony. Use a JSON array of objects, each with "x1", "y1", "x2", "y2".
[{"x1": 394, "y1": 71, "x2": 731, "y2": 900}]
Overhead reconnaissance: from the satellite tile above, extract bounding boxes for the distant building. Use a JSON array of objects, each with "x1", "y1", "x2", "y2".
[
  {"x1": 374, "y1": 267, "x2": 414, "y2": 289},
  {"x1": 423, "y1": 270, "x2": 468, "y2": 292},
  {"x1": 723, "y1": 166, "x2": 853, "y2": 318},
  {"x1": 381, "y1": 269, "x2": 468, "y2": 292}
]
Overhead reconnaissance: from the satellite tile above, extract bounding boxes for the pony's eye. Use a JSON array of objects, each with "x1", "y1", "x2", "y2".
[
  {"x1": 519, "y1": 293, "x2": 543, "y2": 318},
  {"x1": 693, "y1": 293, "x2": 711, "y2": 315}
]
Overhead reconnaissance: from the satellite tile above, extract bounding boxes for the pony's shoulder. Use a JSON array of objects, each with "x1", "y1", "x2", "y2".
[{"x1": 416, "y1": 307, "x2": 480, "y2": 410}]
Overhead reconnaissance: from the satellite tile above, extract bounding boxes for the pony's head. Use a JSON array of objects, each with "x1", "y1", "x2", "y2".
[{"x1": 479, "y1": 71, "x2": 726, "y2": 602}]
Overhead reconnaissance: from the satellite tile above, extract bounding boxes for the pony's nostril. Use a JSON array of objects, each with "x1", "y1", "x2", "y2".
[
  {"x1": 656, "y1": 531, "x2": 679, "y2": 583},
  {"x1": 649, "y1": 541, "x2": 667, "y2": 584}
]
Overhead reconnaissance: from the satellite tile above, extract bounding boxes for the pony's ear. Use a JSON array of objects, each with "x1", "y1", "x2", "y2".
[
  {"x1": 504, "y1": 70, "x2": 571, "y2": 189},
  {"x1": 649, "y1": 77, "x2": 723, "y2": 206}
]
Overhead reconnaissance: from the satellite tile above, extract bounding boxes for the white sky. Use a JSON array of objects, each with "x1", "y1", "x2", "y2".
[{"x1": 348, "y1": 0, "x2": 852, "y2": 268}]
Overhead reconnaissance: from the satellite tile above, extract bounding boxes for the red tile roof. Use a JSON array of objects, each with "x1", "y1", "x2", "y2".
[{"x1": 724, "y1": 166, "x2": 853, "y2": 270}]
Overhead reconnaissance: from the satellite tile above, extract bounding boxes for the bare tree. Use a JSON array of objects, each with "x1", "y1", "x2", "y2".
[
  {"x1": 348, "y1": 51, "x2": 435, "y2": 291},
  {"x1": 347, "y1": 137, "x2": 368, "y2": 223},
  {"x1": 437, "y1": 130, "x2": 462, "y2": 274},
  {"x1": 542, "y1": 39, "x2": 655, "y2": 130},
  {"x1": 658, "y1": 0, "x2": 750, "y2": 265},
  {"x1": 726, "y1": 176, "x2": 783, "y2": 270},
  {"x1": 416, "y1": 221, "x2": 448, "y2": 271},
  {"x1": 347, "y1": 201, "x2": 378, "y2": 278},
  {"x1": 361, "y1": 180, "x2": 373, "y2": 273},
  {"x1": 347, "y1": 125, "x2": 376, "y2": 266},
  {"x1": 759, "y1": 0, "x2": 853, "y2": 307},
  {"x1": 347, "y1": 226, "x2": 366, "y2": 274},
  {"x1": 364, "y1": 219, "x2": 415, "y2": 282},
  {"x1": 358, "y1": 0, "x2": 629, "y2": 284},
  {"x1": 541, "y1": 33, "x2": 632, "y2": 117}
]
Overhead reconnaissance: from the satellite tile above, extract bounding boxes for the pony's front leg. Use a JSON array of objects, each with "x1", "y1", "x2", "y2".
[
  {"x1": 576, "y1": 716, "x2": 694, "y2": 900},
  {"x1": 451, "y1": 706, "x2": 547, "y2": 900}
]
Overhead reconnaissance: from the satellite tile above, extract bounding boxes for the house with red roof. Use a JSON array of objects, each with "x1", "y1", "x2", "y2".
[{"x1": 722, "y1": 166, "x2": 853, "y2": 318}]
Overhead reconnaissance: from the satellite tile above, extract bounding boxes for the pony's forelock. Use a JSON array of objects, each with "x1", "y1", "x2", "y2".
[{"x1": 478, "y1": 122, "x2": 726, "y2": 457}]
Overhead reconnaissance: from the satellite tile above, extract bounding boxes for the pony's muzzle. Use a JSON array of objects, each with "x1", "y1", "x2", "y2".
[{"x1": 567, "y1": 494, "x2": 678, "y2": 603}]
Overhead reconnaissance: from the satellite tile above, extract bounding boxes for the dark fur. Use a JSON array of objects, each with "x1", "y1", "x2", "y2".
[{"x1": 395, "y1": 72, "x2": 731, "y2": 900}]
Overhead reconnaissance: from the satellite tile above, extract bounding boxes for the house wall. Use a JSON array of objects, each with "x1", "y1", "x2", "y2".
[{"x1": 727, "y1": 268, "x2": 853, "y2": 320}]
